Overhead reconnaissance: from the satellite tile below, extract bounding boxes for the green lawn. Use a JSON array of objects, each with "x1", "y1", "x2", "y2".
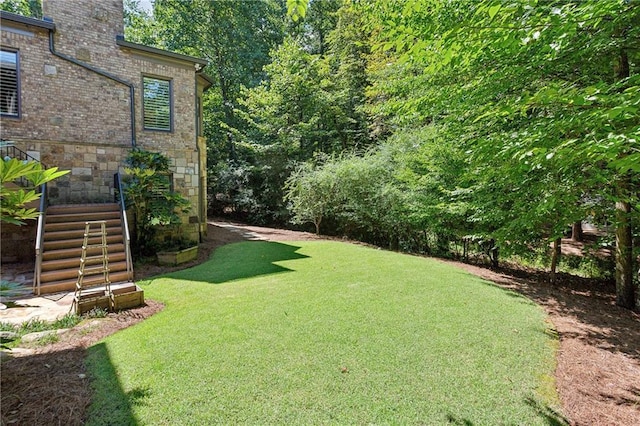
[{"x1": 86, "y1": 241, "x2": 564, "y2": 425}]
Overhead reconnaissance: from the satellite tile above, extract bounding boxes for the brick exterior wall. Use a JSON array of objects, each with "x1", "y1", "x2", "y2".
[{"x1": 0, "y1": 0, "x2": 207, "y2": 244}]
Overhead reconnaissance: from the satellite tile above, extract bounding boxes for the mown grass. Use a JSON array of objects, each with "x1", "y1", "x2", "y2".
[{"x1": 85, "y1": 241, "x2": 564, "y2": 425}]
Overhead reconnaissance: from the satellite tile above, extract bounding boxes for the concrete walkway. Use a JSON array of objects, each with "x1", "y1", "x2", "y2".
[
  {"x1": 0, "y1": 293, "x2": 74, "y2": 325},
  {"x1": 1, "y1": 261, "x2": 74, "y2": 325}
]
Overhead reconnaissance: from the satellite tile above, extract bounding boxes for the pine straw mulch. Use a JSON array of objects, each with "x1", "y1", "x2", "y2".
[{"x1": 1, "y1": 222, "x2": 639, "y2": 425}]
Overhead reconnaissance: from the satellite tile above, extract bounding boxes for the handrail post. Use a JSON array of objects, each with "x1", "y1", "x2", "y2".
[
  {"x1": 33, "y1": 182, "x2": 47, "y2": 295},
  {"x1": 115, "y1": 172, "x2": 134, "y2": 281}
]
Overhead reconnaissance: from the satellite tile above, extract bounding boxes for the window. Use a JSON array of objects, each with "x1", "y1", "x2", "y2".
[
  {"x1": 1, "y1": 50, "x2": 19, "y2": 117},
  {"x1": 143, "y1": 76, "x2": 172, "y2": 131}
]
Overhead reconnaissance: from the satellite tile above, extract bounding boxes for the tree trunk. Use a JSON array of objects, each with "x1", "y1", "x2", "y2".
[
  {"x1": 614, "y1": 48, "x2": 636, "y2": 309},
  {"x1": 615, "y1": 199, "x2": 635, "y2": 308},
  {"x1": 550, "y1": 237, "x2": 561, "y2": 284},
  {"x1": 571, "y1": 221, "x2": 584, "y2": 242}
]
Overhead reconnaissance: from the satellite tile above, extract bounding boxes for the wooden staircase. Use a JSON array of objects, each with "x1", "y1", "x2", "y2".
[{"x1": 36, "y1": 203, "x2": 133, "y2": 295}]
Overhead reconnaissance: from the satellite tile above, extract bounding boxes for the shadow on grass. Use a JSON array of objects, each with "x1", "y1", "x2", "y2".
[
  {"x1": 161, "y1": 241, "x2": 309, "y2": 284},
  {"x1": 84, "y1": 342, "x2": 143, "y2": 426},
  {"x1": 446, "y1": 414, "x2": 474, "y2": 425},
  {"x1": 524, "y1": 397, "x2": 569, "y2": 425}
]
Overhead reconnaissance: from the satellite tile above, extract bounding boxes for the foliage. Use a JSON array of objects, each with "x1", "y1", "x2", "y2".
[
  {"x1": 0, "y1": 158, "x2": 69, "y2": 225},
  {"x1": 123, "y1": 0, "x2": 158, "y2": 46},
  {"x1": 128, "y1": 0, "x2": 639, "y2": 306},
  {"x1": 231, "y1": 18, "x2": 374, "y2": 223},
  {"x1": 151, "y1": 0, "x2": 285, "y2": 162},
  {"x1": 285, "y1": 159, "x2": 337, "y2": 234},
  {"x1": 0, "y1": 280, "x2": 30, "y2": 300},
  {"x1": 0, "y1": 313, "x2": 80, "y2": 337},
  {"x1": 86, "y1": 241, "x2": 559, "y2": 424},
  {"x1": 122, "y1": 149, "x2": 190, "y2": 257},
  {"x1": 359, "y1": 0, "x2": 640, "y2": 306},
  {"x1": 83, "y1": 307, "x2": 108, "y2": 319},
  {"x1": 0, "y1": 0, "x2": 41, "y2": 18}
]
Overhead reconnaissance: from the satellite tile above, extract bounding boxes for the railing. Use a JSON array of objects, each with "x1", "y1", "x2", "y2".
[
  {"x1": 0, "y1": 140, "x2": 44, "y2": 164},
  {"x1": 1, "y1": 139, "x2": 47, "y2": 189},
  {"x1": 33, "y1": 182, "x2": 48, "y2": 295},
  {"x1": 114, "y1": 172, "x2": 134, "y2": 281}
]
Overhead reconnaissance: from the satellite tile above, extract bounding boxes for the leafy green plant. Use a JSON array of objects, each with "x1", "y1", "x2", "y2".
[
  {"x1": 83, "y1": 307, "x2": 108, "y2": 319},
  {"x1": 0, "y1": 313, "x2": 80, "y2": 350},
  {"x1": 0, "y1": 158, "x2": 69, "y2": 225},
  {"x1": 122, "y1": 149, "x2": 191, "y2": 257},
  {"x1": 0, "y1": 279, "x2": 30, "y2": 301},
  {"x1": 51, "y1": 313, "x2": 82, "y2": 329},
  {"x1": 35, "y1": 333, "x2": 59, "y2": 346}
]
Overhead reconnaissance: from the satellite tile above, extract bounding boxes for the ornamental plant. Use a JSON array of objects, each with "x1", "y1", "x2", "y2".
[
  {"x1": 122, "y1": 149, "x2": 190, "y2": 257},
  {"x1": 0, "y1": 158, "x2": 68, "y2": 225}
]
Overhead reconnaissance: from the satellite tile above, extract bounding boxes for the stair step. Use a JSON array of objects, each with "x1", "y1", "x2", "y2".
[
  {"x1": 41, "y1": 261, "x2": 128, "y2": 283},
  {"x1": 45, "y1": 211, "x2": 121, "y2": 223},
  {"x1": 42, "y1": 243, "x2": 126, "y2": 261},
  {"x1": 44, "y1": 226, "x2": 123, "y2": 241},
  {"x1": 38, "y1": 270, "x2": 132, "y2": 294},
  {"x1": 76, "y1": 282, "x2": 138, "y2": 299},
  {"x1": 47, "y1": 203, "x2": 120, "y2": 215},
  {"x1": 45, "y1": 219, "x2": 121, "y2": 232},
  {"x1": 43, "y1": 234, "x2": 123, "y2": 251},
  {"x1": 36, "y1": 202, "x2": 134, "y2": 296},
  {"x1": 41, "y1": 252, "x2": 126, "y2": 271}
]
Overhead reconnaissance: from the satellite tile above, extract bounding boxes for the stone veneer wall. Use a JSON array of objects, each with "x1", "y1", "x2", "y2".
[{"x1": 1, "y1": 0, "x2": 203, "y2": 243}]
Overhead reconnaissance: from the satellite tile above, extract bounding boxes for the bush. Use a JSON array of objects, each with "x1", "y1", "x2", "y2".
[{"x1": 123, "y1": 149, "x2": 191, "y2": 257}]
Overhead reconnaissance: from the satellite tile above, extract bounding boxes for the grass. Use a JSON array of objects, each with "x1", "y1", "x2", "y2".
[
  {"x1": 1, "y1": 313, "x2": 81, "y2": 348},
  {"x1": 85, "y1": 241, "x2": 564, "y2": 425},
  {"x1": 0, "y1": 313, "x2": 81, "y2": 335}
]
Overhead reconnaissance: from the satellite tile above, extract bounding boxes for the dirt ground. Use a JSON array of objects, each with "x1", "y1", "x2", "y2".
[{"x1": 1, "y1": 221, "x2": 639, "y2": 425}]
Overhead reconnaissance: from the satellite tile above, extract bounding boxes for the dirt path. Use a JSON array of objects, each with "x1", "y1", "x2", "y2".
[{"x1": 2, "y1": 221, "x2": 639, "y2": 425}]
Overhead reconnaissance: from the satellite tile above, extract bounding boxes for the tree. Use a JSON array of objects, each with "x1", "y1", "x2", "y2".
[
  {"x1": 123, "y1": 0, "x2": 158, "y2": 46},
  {"x1": 152, "y1": 0, "x2": 285, "y2": 162},
  {"x1": 285, "y1": 160, "x2": 337, "y2": 234},
  {"x1": 362, "y1": 0, "x2": 640, "y2": 307},
  {"x1": 0, "y1": 0, "x2": 41, "y2": 17}
]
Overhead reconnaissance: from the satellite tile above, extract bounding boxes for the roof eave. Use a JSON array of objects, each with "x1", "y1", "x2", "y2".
[
  {"x1": 197, "y1": 72, "x2": 214, "y2": 90},
  {"x1": 0, "y1": 11, "x2": 55, "y2": 31},
  {"x1": 116, "y1": 35, "x2": 208, "y2": 67}
]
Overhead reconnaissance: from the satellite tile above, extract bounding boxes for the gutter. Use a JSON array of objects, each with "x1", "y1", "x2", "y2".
[{"x1": 46, "y1": 21, "x2": 137, "y2": 146}]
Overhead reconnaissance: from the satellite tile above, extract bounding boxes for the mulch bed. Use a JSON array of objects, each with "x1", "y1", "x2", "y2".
[{"x1": 1, "y1": 222, "x2": 639, "y2": 425}]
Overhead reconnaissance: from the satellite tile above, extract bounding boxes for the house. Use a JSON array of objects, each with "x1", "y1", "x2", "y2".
[{"x1": 1, "y1": 0, "x2": 211, "y2": 295}]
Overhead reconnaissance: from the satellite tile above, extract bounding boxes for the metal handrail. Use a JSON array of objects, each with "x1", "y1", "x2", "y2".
[
  {"x1": 33, "y1": 182, "x2": 47, "y2": 295},
  {"x1": 0, "y1": 140, "x2": 45, "y2": 166},
  {"x1": 114, "y1": 172, "x2": 134, "y2": 281}
]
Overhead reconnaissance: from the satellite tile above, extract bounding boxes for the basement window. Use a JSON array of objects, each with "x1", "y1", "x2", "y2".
[
  {"x1": 143, "y1": 76, "x2": 172, "y2": 131},
  {"x1": 1, "y1": 50, "x2": 19, "y2": 117}
]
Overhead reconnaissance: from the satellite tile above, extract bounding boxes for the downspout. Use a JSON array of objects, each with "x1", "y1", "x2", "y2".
[
  {"x1": 195, "y1": 70, "x2": 204, "y2": 241},
  {"x1": 46, "y1": 24, "x2": 136, "y2": 146}
]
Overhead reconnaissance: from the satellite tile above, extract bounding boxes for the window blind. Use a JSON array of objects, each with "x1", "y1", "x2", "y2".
[
  {"x1": 143, "y1": 77, "x2": 171, "y2": 131},
  {"x1": 0, "y1": 50, "x2": 19, "y2": 117}
]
